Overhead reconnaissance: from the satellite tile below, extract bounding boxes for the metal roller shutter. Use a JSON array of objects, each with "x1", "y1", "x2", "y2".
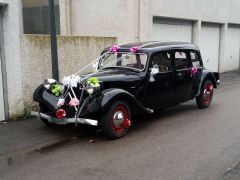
[
  {"x1": 224, "y1": 25, "x2": 240, "y2": 71},
  {"x1": 152, "y1": 18, "x2": 193, "y2": 43},
  {"x1": 199, "y1": 23, "x2": 220, "y2": 72}
]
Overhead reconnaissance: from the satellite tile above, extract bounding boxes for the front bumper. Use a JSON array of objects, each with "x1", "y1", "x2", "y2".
[{"x1": 31, "y1": 111, "x2": 98, "y2": 126}]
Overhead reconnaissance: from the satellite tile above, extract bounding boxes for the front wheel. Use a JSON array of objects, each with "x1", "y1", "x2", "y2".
[
  {"x1": 196, "y1": 80, "x2": 214, "y2": 109},
  {"x1": 101, "y1": 101, "x2": 131, "y2": 139}
]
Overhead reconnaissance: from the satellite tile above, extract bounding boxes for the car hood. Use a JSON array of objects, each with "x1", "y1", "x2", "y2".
[
  {"x1": 80, "y1": 69, "x2": 144, "y2": 93},
  {"x1": 81, "y1": 69, "x2": 142, "y2": 83}
]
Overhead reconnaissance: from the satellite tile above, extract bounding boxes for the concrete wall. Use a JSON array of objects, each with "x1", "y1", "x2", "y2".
[
  {"x1": 59, "y1": 0, "x2": 139, "y2": 43},
  {"x1": 150, "y1": 0, "x2": 240, "y2": 23},
  {"x1": 59, "y1": 0, "x2": 240, "y2": 43},
  {"x1": 0, "y1": 0, "x2": 24, "y2": 118},
  {"x1": 21, "y1": 35, "x2": 116, "y2": 109},
  {"x1": 0, "y1": 0, "x2": 8, "y2": 5}
]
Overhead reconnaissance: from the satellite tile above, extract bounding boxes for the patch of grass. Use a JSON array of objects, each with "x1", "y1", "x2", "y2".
[{"x1": 10, "y1": 104, "x2": 39, "y2": 122}]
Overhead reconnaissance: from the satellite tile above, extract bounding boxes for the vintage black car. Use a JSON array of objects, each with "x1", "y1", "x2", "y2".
[{"x1": 31, "y1": 41, "x2": 220, "y2": 139}]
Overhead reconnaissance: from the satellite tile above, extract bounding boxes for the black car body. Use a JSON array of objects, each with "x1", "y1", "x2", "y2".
[{"x1": 32, "y1": 41, "x2": 220, "y2": 139}]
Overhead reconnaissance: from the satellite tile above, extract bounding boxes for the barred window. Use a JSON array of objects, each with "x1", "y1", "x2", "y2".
[{"x1": 22, "y1": 0, "x2": 60, "y2": 34}]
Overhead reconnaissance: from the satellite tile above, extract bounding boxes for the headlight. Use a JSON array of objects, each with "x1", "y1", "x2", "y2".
[
  {"x1": 43, "y1": 79, "x2": 57, "y2": 89},
  {"x1": 43, "y1": 79, "x2": 64, "y2": 97},
  {"x1": 87, "y1": 88, "x2": 94, "y2": 95}
]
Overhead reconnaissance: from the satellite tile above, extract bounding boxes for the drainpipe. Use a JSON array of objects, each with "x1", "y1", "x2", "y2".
[{"x1": 48, "y1": 0, "x2": 59, "y2": 81}]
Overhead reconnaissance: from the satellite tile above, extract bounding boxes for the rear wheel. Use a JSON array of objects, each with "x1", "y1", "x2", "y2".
[
  {"x1": 101, "y1": 101, "x2": 131, "y2": 139},
  {"x1": 196, "y1": 80, "x2": 214, "y2": 109}
]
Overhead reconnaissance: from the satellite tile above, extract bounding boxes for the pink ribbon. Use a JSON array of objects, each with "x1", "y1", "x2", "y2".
[
  {"x1": 191, "y1": 66, "x2": 198, "y2": 76},
  {"x1": 130, "y1": 46, "x2": 139, "y2": 53},
  {"x1": 109, "y1": 45, "x2": 120, "y2": 55},
  {"x1": 69, "y1": 98, "x2": 80, "y2": 107},
  {"x1": 57, "y1": 98, "x2": 65, "y2": 107}
]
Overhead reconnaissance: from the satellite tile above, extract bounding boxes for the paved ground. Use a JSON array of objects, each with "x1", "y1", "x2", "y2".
[{"x1": 1, "y1": 71, "x2": 240, "y2": 180}]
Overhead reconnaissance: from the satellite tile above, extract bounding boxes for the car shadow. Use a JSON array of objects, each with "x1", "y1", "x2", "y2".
[
  {"x1": 87, "y1": 100, "x2": 205, "y2": 140},
  {"x1": 37, "y1": 99, "x2": 217, "y2": 144}
]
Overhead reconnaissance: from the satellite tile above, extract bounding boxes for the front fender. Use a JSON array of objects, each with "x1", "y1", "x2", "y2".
[
  {"x1": 33, "y1": 84, "x2": 59, "y2": 112},
  {"x1": 98, "y1": 88, "x2": 153, "y2": 114}
]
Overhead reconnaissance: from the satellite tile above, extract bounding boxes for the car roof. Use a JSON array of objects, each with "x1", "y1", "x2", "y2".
[{"x1": 118, "y1": 41, "x2": 199, "y2": 52}]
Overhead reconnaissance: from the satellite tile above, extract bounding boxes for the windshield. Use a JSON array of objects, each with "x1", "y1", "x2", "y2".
[
  {"x1": 99, "y1": 52, "x2": 148, "y2": 71},
  {"x1": 72, "y1": 49, "x2": 148, "y2": 77}
]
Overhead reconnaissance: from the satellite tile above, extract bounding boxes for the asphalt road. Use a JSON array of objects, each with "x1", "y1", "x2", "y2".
[{"x1": 1, "y1": 84, "x2": 240, "y2": 180}]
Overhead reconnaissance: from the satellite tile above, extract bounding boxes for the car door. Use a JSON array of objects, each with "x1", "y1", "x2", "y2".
[
  {"x1": 190, "y1": 51, "x2": 204, "y2": 96},
  {"x1": 144, "y1": 51, "x2": 175, "y2": 109},
  {"x1": 174, "y1": 50, "x2": 193, "y2": 103}
]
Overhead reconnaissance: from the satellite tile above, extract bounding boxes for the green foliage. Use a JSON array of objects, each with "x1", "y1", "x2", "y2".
[
  {"x1": 50, "y1": 84, "x2": 61, "y2": 96},
  {"x1": 87, "y1": 77, "x2": 100, "y2": 87}
]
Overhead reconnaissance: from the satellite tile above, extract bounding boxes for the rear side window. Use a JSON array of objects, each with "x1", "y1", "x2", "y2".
[
  {"x1": 190, "y1": 52, "x2": 202, "y2": 67},
  {"x1": 174, "y1": 51, "x2": 191, "y2": 70},
  {"x1": 151, "y1": 52, "x2": 172, "y2": 72}
]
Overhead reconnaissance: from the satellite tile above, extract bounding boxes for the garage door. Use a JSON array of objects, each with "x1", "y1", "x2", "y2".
[
  {"x1": 224, "y1": 26, "x2": 240, "y2": 71},
  {"x1": 0, "y1": 7, "x2": 5, "y2": 121},
  {"x1": 152, "y1": 18, "x2": 193, "y2": 42},
  {"x1": 199, "y1": 23, "x2": 220, "y2": 72}
]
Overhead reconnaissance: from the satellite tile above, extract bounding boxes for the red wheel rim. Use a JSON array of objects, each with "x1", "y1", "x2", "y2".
[
  {"x1": 203, "y1": 83, "x2": 213, "y2": 105},
  {"x1": 111, "y1": 105, "x2": 131, "y2": 134}
]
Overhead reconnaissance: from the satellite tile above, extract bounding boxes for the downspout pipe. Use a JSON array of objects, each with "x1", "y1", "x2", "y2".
[{"x1": 48, "y1": 0, "x2": 59, "y2": 81}]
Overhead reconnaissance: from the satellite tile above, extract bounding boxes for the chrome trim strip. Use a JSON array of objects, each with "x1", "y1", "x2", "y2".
[{"x1": 31, "y1": 111, "x2": 98, "y2": 126}]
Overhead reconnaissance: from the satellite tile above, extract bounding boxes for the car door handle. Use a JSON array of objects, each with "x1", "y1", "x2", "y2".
[{"x1": 176, "y1": 72, "x2": 182, "y2": 77}]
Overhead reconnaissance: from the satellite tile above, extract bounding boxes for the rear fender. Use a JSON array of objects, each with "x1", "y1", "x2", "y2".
[
  {"x1": 98, "y1": 88, "x2": 153, "y2": 114},
  {"x1": 196, "y1": 70, "x2": 219, "y2": 96}
]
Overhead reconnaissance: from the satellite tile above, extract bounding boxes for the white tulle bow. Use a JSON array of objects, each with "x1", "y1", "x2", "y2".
[{"x1": 62, "y1": 75, "x2": 81, "y2": 87}]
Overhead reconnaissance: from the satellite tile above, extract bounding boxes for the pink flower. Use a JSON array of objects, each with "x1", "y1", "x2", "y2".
[
  {"x1": 69, "y1": 98, "x2": 80, "y2": 107},
  {"x1": 109, "y1": 45, "x2": 120, "y2": 55},
  {"x1": 191, "y1": 66, "x2": 198, "y2": 76},
  {"x1": 130, "y1": 46, "x2": 139, "y2": 53},
  {"x1": 57, "y1": 98, "x2": 65, "y2": 107}
]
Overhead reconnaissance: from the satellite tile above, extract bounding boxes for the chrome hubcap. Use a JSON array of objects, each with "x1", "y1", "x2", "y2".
[
  {"x1": 113, "y1": 111, "x2": 124, "y2": 128},
  {"x1": 203, "y1": 83, "x2": 213, "y2": 105}
]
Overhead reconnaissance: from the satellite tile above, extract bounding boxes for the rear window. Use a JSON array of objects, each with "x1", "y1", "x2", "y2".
[
  {"x1": 190, "y1": 52, "x2": 202, "y2": 67},
  {"x1": 174, "y1": 51, "x2": 191, "y2": 70}
]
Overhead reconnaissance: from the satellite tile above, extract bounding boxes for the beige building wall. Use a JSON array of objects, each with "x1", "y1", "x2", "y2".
[{"x1": 21, "y1": 35, "x2": 116, "y2": 109}]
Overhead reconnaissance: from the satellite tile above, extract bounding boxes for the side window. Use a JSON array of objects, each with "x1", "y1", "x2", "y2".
[
  {"x1": 174, "y1": 51, "x2": 191, "y2": 70},
  {"x1": 190, "y1": 52, "x2": 202, "y2": 67},
  {"x1": 151, "y1": 52, "x2": 172, "y2": 73}
]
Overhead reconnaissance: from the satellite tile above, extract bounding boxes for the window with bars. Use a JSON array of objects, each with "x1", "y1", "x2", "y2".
[{"x1": 22, "y1": 0, "x2": 60, "y2": 34}]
